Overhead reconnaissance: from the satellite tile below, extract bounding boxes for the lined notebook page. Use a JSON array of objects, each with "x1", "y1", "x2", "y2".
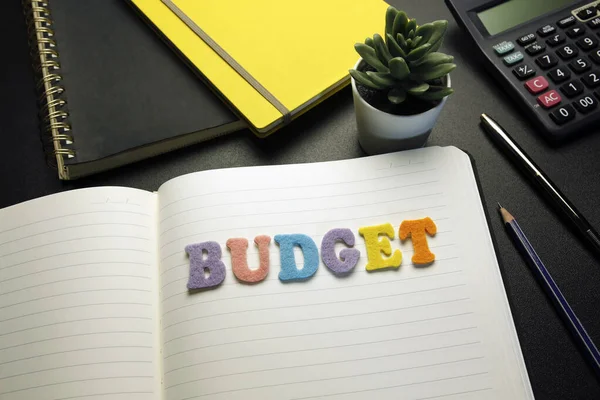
[
  {"x1": 156, "y1": 146, "x2": 534, "y2": 400},
  {"x1": 0, "y1": 188, "x2": 160, "y2": 400}
]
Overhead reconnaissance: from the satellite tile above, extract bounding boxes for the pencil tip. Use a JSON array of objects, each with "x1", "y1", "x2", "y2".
[{"x1": 497, "y1": 202, "x2": 503, "y2": 210}]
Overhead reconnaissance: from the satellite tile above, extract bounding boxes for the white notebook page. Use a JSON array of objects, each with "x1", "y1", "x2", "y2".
[
  {"x1": 156, "y1": 146, "x2": 534, "y2": 400},
  {"x1": 0, "y1": 188, "x2": 160, "y2": 400}
]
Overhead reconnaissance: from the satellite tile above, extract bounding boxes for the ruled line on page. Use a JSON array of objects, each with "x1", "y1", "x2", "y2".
[
  {"x1": 162, "y1": 283, "x2": 465, "y2": 330},
  {"x1": 171, "y1": 356, "x2": 484, "y2": 396},
  {"x1": 165, "y1": 314, "x2": 475, "y2": 365},
  {"x1": 161, "y1": 268, "x2": 462, "y2": 302},
  {"x1": 0, "y1": 262, "x2": 150, "y2": 285},
  {"x1": 0, "y1": 316, "x2": 153, "y2": 337},
  {"x1": 1, "y1": 235, "x2": 150, "y2": 258},
  {"x1": 288, "y1": 372, "x2": 490, "y2": 400},
  {"x1": 0, "y1": 345, "x2": 153, "y2": 366},
  {"x1": 0, "y1": 360, "x2": 153, "y2": 381},
  {"x1": 1, "y1": 275, "x2": 152, "y2": 297},
  {"x1": 159, "y1": 167, "x2": 437, "y2": 213},
  {"x1": 165, "y1": 337, "x2": 479, "y2": 382},
  {"x1": 415, "y1": 387, "x2": 494, "y2": 400},
  {"x1": 160, "y1": 179, "x2": 440, "y2": 226},
  {"x1": 0, "y1": 376, "x2": 154, "y2": 396},
  {"x1": 0, "y1": 331, "x2": 153, "y2": 351},
  {"x1": 0, "y1": 223, "x2": 150, "y2": 247},
  {"x1": 0, "y1": 210, "x2": 151, "y2": 236},
  {"x1": 54, "y1": 392, "x2": 154, "y2": 400},
  {"x1": 0, "y1": 288, "x2": 152, "y2": 311},
  {"x1": 164, "y1": 298, "x2": 470, "y2": 346},
  {"x1": 160, "y1": 191, "x2": 444, "y2": 237},
  {"x1": 159, "y1": 205, "x2": 448, "y2": 261},
  {"x1": 178, "y1": 371, "x2": 489, "y2": 399},
  {"x1": 0, "y1": 302, "x2": 152, "y2": 324},
  {"x1": 164, "y1": 309, "x2": 473, "y2": 360},
  {"x1": 0, "y1": 248, "x2": 152, "y2": 272}
]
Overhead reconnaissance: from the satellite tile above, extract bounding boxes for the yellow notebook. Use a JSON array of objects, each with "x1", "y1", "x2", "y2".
[{"x1": 129, "y1": 0, "x2": 389, "y2": 136}]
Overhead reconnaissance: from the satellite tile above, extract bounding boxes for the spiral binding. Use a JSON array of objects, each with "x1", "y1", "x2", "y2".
[{"x1": 23, "y1": 0, "x2": 74, "y2": 179}]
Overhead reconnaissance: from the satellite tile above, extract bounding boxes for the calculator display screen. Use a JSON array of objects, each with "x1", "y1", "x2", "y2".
[{"x1": 477, "y1": 0, "x2": 574, "y2": 35}]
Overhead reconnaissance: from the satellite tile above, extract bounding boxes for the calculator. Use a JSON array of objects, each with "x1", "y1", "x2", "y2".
[{"x1": 445, "y1": 0, "x2": 600, "y2": 142}]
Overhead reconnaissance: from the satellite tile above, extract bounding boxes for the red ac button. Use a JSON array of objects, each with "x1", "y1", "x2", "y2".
[
  {"x1": 525, "y1": 76, "x2": 549, "y2": 94},
  {"x1": 537, "y1": 89, "x2": 562, "y2": 108}
]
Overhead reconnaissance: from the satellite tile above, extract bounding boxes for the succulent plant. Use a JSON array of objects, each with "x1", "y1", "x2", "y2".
[{"x1": 350, "y1": 7, "x2": 456, "y2": 105}]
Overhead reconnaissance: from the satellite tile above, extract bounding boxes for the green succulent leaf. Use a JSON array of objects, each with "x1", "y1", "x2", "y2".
[
  {"x1": 373, "y1": 33, "x2": 393, "y2": 65},
  {"x1": 388, "y1": 87, "x2": 407, "y2": 104},
  {"x1": 386, "y1": 34, "x2": 407, "y2": 58},
  {"x1": 427, "y1": 21, "x2": 448, "y2": 47},
  {"x1": 354, "y1": 43, "x2": 389, "y2": 73},
  {"x1": 414, "y1": 86, "x2": 454, "y2": 101},
  {"x1": 429, "y1": 37, "x2": 444, "y2": 52},
  {"x1": 404, "y1": 82, "x2": 430, "y2": 95},
  {"x1": 365, "y1": 37, "x2": 375, "y2": 48},
  {"x1": 412, "y1": 35, "x2": 423, "y2": 48},
  {"x1": 366, "y1": 71, "x2": 397, "y2": 86},
  {"x1": 412, "y1": 52, "x2": 454, "y2": 69},
  {"x1": 405, "y1": 19, "x2": 417, "y2": 36},
  {"x1": 406, "y1": 43, "x2": 432, "y2": 61},
  {"x1": 349, "y1": 69, "x2": 387, "y2": 90},
  {"x1": 415, "y1": 23, "x2": 435, "y2": 43},
  {"x1": 406, "y1": 38, "x2": 412, "y2": 48},
  {"x1": 389, "y1": 57, "x2": 410, "y2": 80},
  {"x1": 407, "y1": 29, "x2": 416, "y2": 40},
  {"x1": 385, "y1": 7, "x2": 398, "y2": 37},
  {"x1": 392, "y1": 11, "x2": 409, "y2": 37},
  {"x1": 410, "y1": 62, "x2": 456, "y2": 81},
  {"x1": 396, "y1": 33, "x2": 407, "y2": 49}
]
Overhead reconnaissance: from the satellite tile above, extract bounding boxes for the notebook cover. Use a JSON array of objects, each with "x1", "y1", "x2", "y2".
[
  {"x1": 46, "y1": 0, "x2": 241, "y2": 171},
  {"x1": 129, "y1": 0, "x2": 389, "y2": 135}
]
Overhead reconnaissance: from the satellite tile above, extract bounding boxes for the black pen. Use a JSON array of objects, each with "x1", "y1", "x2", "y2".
[{"x1": 480, "y1": 113, "x2": 600, "y2": 258}]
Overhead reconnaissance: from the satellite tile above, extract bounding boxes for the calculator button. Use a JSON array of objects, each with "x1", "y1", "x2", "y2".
[
  {"x1": 538, "y1": 24, "x2": 557, "y2": 37},
  {"x1": 589, "y1": 17, "x2": 600, "y2": 29},
  {"x1": 550, "y1": 104, "x2": 576, "y2": 125},
  {"x1": 582, "y1": 70, "x2": 600, "y2": 87},
  {"x1": 548, "y1": 66, "x2": 572, "y2": 83},
  {"x1": 576, "y1": 36, "x2": 598, "y2": 50},
  {"x1": 573, "y1": 95, "x2": 598, "y2": 113},
  {"x1": 547, "y1": 33, "x2": 566, "y2": 47},
  {"x1": 560, "y1": 80, "x2": 585, "y2": 97},
  {"x1": 493, "y1": 41, "x2": 515, "y2": 55},
  {"x1": 535, "y1": 53, "x2": 558, "y2": 69},
  {"x1": 577, "y1": 8, "x2": 598, "y2": 21},
  {"x1": 525, "y1": 76, "x2": 549, "y2": 94},
  {"x1": 569, "y1": 57, "x2": 592, "y2": 73},
  {"x1": 537, "y1": 90, "x2": 562, "y2": 108},
  {"x1": 567, "y1": 26, "x2": 586, "y2": 38},
  {"x1": 517, "y1": 33, "x2": 536, "y2": 46},
  {"x1": 513, "y1": 64, "x2": 536, "y2": 80},
  {"x1": 557, "y1": 44, "x2": 579, "y2": 59},
  {"x1": 503, "y1": 51, "x2": 524, "y2": 65},
  {"x1": 591, "y1": 49, "x2": 600, "y2": 64},
  {"x1": 557, "y1": 15, "x2": 576, "y2": 28},
  {"x1": 526, "y1": 42, "x2": 546, "y2": 56}
]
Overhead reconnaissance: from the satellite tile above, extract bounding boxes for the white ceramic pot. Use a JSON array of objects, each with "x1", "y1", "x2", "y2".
[{"x1": 351, "y1": 59, "x2": 451, "y2": 155}]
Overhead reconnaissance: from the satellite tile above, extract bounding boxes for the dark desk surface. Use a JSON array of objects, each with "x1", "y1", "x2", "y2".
[{"x1": 2, "y1": 1, "x2": 600, "y2": 398}]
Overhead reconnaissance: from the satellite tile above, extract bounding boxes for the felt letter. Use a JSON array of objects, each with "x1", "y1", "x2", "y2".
[
  {"x1": 226, "y1": 235, "x2": 271, "y2": 283},
  {"x1": 320, "y1": 228, "x2": 360, "y2": 275},
  {"x1": 185, "y1": 241, "x2": 226, "y2": 289},
  {"x1": 399, "y1": 217, "x2": 437, "y2": 264},
  {"x1": 358, "y1": 223, "x2": 402, "y2": 271},
  {"x1": 274, "y1": 234, "x2": 319, "y2": 282}
]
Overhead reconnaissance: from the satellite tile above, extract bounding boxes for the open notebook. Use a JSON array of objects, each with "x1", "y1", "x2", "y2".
[{"x1": 0, "y1": 146, "x2": 535, "y2": 400}]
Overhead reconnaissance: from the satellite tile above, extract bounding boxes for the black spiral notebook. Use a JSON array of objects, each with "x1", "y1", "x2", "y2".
[{"x1": 23, "y1": 0, "x2": 245, "y2": 180}]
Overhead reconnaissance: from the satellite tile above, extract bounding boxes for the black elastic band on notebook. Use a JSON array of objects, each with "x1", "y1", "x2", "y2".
[{"x1": 161, "y1": 0, "x2": 292, "y2": 126}]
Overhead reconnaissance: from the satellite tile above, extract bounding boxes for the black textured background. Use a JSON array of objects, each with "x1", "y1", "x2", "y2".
[{"x1": 2, "y1": 1, "x2": 600, "y2": 398}]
